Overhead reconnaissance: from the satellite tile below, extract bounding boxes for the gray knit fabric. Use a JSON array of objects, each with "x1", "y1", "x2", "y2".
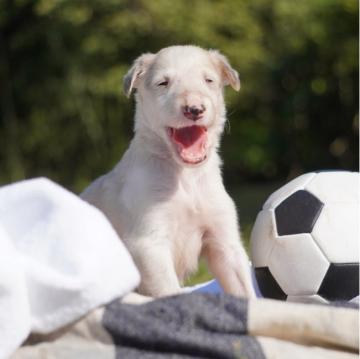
[{"x1": 103, "y1": 293, "x2": 265, "y2": 358}]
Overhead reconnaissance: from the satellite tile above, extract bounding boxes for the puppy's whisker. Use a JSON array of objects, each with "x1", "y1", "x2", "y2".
[
  {"x1": 225, "y1": 118, "x2": 231, "y2": 134},
  {"x1": 225, "y1": 109, "x2": 237, "y2": 134}
]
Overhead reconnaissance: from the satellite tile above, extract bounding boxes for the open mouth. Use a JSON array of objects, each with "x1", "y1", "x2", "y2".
[{"x1": 167, "y1": 125, "x2": 208, "y2": 165}]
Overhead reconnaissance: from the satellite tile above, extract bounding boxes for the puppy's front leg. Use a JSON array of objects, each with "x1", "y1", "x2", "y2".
[
  {"x1": 205, "y1": 241, "x2": 255, "y2": 298},
  {"x1": 131, "y1": 244, "x2": 181, "y2": 298},
  {"x1": 204, "y1": 199, "x2": 256, "y2": 299}
]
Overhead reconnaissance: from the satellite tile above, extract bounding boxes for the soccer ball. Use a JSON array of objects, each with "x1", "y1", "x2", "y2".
[{"x1": 250, "y1": 171, "x2": 359, "y2": 303}]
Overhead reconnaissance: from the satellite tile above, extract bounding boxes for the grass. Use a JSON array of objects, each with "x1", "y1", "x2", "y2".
[{"x1": 185, "y1": 181, "x2": 281, "y2": 286}]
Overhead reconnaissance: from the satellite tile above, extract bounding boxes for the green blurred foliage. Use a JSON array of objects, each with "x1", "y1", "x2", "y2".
[{"x1": 0, "y1": 0, "x2": 358, "y2": 193}]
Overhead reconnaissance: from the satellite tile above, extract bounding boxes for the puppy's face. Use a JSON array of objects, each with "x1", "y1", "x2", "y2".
[{"x1": 124, "y1": 46, "x2": 240, "y2": 166}]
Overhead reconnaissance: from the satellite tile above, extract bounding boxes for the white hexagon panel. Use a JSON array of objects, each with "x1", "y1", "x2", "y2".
[
  {"x1": 312, "y1": 203, "x2": 359, "y2": 263},
  {"x1": 305, "y1": 171, "x2": 359, "y2": 205},
  {"x1": 268, "y1": 234, "x2": 330, "y2": 296}
]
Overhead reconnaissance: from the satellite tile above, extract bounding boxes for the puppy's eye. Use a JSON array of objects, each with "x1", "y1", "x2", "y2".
[
  {"x1": 157, "y1": 80, "x2": 169, "y2": 87},
  {"x1": 205, "y1": 78, "x2": 214, "y2": 84}
]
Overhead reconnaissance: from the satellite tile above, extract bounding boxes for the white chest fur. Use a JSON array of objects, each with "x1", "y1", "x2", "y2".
[
  {"x1": 120, "y1": 151, "x2": 224, "y2": 282},
  {"x1": 81, "y1": 139, "x2": 253, "y2": 297}
]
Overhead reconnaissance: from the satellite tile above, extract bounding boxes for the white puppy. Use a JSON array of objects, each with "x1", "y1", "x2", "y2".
[{"x1": 81, "y1": 45, "x2": 255, "y2": 298}]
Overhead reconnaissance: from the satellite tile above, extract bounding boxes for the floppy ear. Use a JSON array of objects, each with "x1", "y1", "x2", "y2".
[
  {"x1": 123, "y1": 53, "x2": 156, "y2": 97},
  {"x1": 209, "y1": 50, "x2": 240, "y2": 91}
]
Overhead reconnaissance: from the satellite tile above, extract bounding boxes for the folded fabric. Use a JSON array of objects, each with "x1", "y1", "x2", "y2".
[
  {"x1": 0, "y1": 178, "x2": 140, "y2": 359},
  {"x1": 12, "y1": 293, "x2": 359, "y2": 359}
]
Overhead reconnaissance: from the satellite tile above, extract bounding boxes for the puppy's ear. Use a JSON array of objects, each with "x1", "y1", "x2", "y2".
[
  {"x1": 123, "y1": 53, "x2": 156, "y2": 97},
  {"x1": 209, "y1": 50, "x2": 240, "y2": 91}
]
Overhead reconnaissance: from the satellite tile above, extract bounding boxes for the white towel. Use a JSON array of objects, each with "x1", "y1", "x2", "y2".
[{"x1": 0, "y1": 178, "x2": 140, "y2": 359}]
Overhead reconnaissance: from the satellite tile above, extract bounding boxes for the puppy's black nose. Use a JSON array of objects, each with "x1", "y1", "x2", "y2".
[{"x1": 183, "y1": 105, "x2": 206, "y2": 121}]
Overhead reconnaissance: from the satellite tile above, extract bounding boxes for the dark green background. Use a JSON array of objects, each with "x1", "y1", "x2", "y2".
[
  {"x1": 1, "y1": 0, "x2": 358, "y2": 187},
  {"x1": 0, "y1": 0, "x2": 358, "y2": 282}
]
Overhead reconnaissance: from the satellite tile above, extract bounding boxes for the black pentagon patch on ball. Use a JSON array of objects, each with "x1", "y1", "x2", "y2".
[
  {"x1": 318, "y1": 263, "x2": 359, "y2": 301},
  {"x1": 254, "y1": 267, "x2": 287, "y2": 300},
  {"x1": 275, "y1": 190, "x2": 324, "y2": 236}
]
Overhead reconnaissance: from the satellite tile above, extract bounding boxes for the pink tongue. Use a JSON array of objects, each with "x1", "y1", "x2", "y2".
[
  {"x1": 171, "y1": 126, "x2": 207, "y2": 162},
  {"x1": 173, "y1": 126, "x2": 206, "y2": 148},
  {"x1": 173, "y1": 126, "x2": 206, "y2": 155}
]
